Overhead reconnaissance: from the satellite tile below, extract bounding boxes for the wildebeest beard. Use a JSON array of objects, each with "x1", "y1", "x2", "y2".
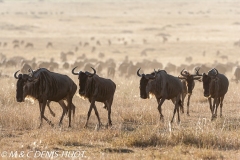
[
  {"x1": 202, "y1": 74, "x2": 212, "y2": 97},
  {"x1": 79, "y1": 73, "x2": 95, "y2": 99},
  {"x1": 147, "y1": 79, "x2": 159, "y2": 98},
  {"x1": 16, "y1": 74, "x2": 28, "y2": 102},
  {"x1": 186, "y1": 78, "x2": 194, "y2": 94},
  {"x1": 140, "y1": 77, "x2": 157, "y2": 99},
  {"x1": 139, "y1": 77, "x2": 149, "y2": 99},
  {"x1": 23, "y1": 78, "x2": 40, "y2": 100}
]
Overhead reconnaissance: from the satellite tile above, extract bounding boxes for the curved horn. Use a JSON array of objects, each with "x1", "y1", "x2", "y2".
[
  {"x1": 195, "y1": 67, "x2": 202, "y2": 76},
  {"x1": 72, "y1": 66, "x2": 79, "y2": 75},
  {"x1": 180, "y1": 69, "x2": 188, "y2": 77},
  {"x1": 14, "y1": 70, "x2": 20, "y2": 79},
  {"x1": 137, "y1": 68, "x2": 142, "y2": 77},
  {"x1": 91, "y1": 67, "x2": 96, "y2": 75},
  {"x1": 214, "y1": 68, "x2": 219, "y2": 76}
]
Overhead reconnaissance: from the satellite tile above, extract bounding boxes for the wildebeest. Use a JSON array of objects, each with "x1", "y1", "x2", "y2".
[
  {"x1": 107, "y1": 66, "x2": 115, "y2": 78},
  {"x1": 197, "y1": 68, "x2": 229, "y2": 120},
  {"x1": 233, "y1": 66, "x2": 240, "y2": 83},
  {"x1": 72, "y1": 67, "x2": 116, "y2": 128},
  {"x1": 178, "y1": 68, "x2": 201, "y2": 115},
  {"x1": 137, "y1": 68, "x2": 183, "y2": 123},
  {"x1": 14, "y1": 68, "x2": 77, "y2": 127}
]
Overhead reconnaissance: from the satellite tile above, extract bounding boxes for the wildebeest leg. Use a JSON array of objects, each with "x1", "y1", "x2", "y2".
[
  {"x1": 208, "y1": 98, "x2": 213, "y2": 114},
  {"x1": 107, "y1": 97, "x2": 113, "y2": 126},
  {"x1": 39, "y1": 101, "x2": 54, "y2": 128},
  {"x1": 93, "y1": 104, "x2": 102, "y2": 127},
  {"x1": 62, "y1": 101, "x2": 75, "y2": 118},
  {"x1": 157, "y1": 98, "x2": 165, "y2": 121},
  {"x1": 213, "y1": 98, "x2": 220, "y2": 118},
  {"x1": 181, "y1": 93, "x2": 186, "y2": 114},
  {"x1": 58, "y1": 100, "x2": 67, "y2": 126},
  {"x1": 66, "y1": 98, "x2": 73, "y2": 128},
  {"x1": 186, "y1": 94, "x2": 191, "y2": 116},
  {"x1": 171, "y1": 95, "x2": 181, "y2": 123},
  {"x1": 46, "y1": 100, "x2": 55, "y2": 117},
  {"x1": 211, "y1": 97, "x2": 219, "y2": 120},
  {"x1": 84, "y1": 102, "x2": 94, "y2": 128},
  {"x1": 219, "y1": 96, "x2": 224, "y2": 117},
  {"x1": 72, "y1": 103, "x2": 76, "y2": 118}
]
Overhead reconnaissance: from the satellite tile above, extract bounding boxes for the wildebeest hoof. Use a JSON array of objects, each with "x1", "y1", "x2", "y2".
[
  {"x1": 160, "y1": 116, "x2": 164, "y2": 122},
  {"x1": 106, "y1": 122, "x2": 112, "y2": 128},
  {"x1": 38, "y1": 125, "x2": 42, "y2": 129},
  {"x1": 211, "y1": 115, "x2": 217, "y2": 121}
]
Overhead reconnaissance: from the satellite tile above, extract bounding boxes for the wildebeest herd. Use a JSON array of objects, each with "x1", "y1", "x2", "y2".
[{"x1": 14, "y1": 66, "x2": 229, "y2": 128}]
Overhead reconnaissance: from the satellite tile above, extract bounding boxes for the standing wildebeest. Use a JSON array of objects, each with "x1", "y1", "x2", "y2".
[
  {"x1": 137, "y1": 68, "x2": 183, "y2": 123},
  {"x1": 72, "y1": 67, "x2": 116, "y2": 127},
  {"x1": 233, "y1": 66, "x2": 240, "y2": 83},
  {"x1": 197, "y1": 68, "x2": 229, "y2": 120},
  {"x1": 14, "y1": 68, "x2": 77, "y2": 127},
  {"x1": 178, "y1": 68, "x2": 201, "y2": 115}
]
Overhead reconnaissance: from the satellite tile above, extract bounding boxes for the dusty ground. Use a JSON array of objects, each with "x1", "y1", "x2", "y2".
[{"x1": 1, "y1": 0, "x2": 240, "y2": 159}]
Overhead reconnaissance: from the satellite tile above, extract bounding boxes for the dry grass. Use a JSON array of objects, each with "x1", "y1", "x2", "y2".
[{"x1": 1, "y1": 76, "x2": 240, "y2": 159}]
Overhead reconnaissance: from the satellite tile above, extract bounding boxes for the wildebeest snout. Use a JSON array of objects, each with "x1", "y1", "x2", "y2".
[
  {"x1": 204, "y1": 93, "x2": 210, "y2": 97},
  {"x1": 140, "y1": 94, "x2": 148, "y2": 99}
]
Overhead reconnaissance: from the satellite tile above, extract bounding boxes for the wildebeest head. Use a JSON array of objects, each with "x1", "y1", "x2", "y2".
[
  {"x1": 197, "y1": 68, "x2": 219, "y2": 97},
  {"x1": 178, "y1": 68, "x2": 201, "y2": 94},
  {"x1": 14, "y1": 68, "x2": 35, "y2": 102},
  {"x1": 14, "y1": 70, "x2": 29, "y2": 102},
  {"x1": 72, "y1": 66, "x2": 96, "y2": 96},
  {"x1": 137, "y1": 68, "x2": 156, "y2": 99}
]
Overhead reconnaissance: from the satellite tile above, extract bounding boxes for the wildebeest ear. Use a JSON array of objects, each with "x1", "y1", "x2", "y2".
[
  {"x1": 178, "y1": 75, "x2": 186, "y2": 80},
  {"x1": 193, "y1": 76, "x2": 202, "y2": 80}
]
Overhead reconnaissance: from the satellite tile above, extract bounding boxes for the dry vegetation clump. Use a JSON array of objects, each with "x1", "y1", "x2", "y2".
[{"x1": 112, "y1": 121, "x2": 240, "y2": 150}]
